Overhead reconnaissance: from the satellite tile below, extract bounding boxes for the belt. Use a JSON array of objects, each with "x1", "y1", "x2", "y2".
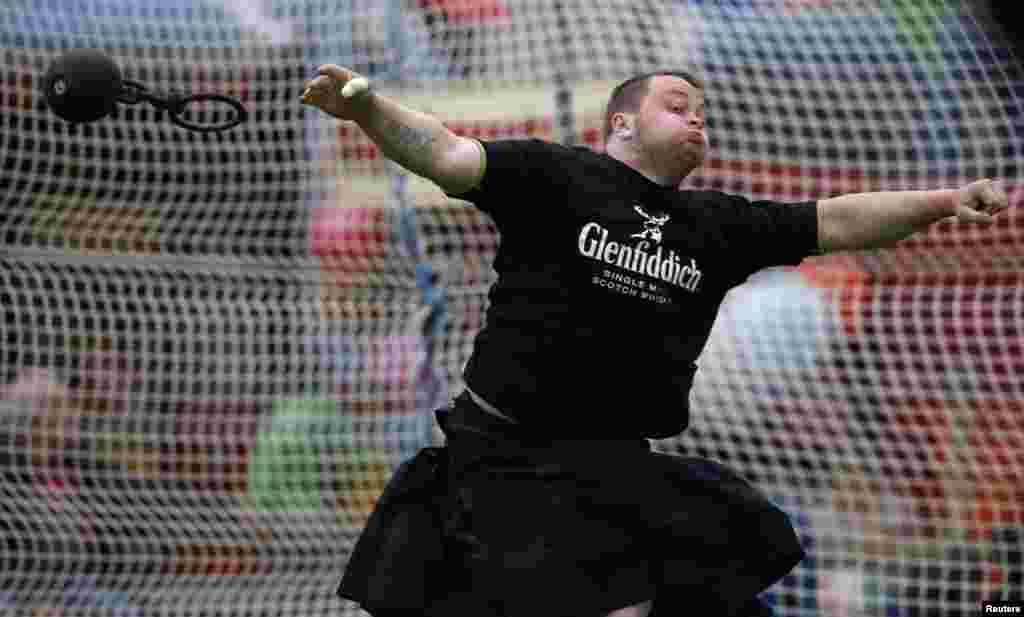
[{"x1": 464, "y1": 386, "x2": 519, "y2": 424}]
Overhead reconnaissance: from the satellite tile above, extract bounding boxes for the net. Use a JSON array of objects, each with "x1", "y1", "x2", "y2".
[{"x1": 1, "y1": 1, "x2": 1022, "y2": 616}]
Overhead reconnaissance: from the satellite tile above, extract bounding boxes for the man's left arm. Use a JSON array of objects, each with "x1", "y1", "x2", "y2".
[{"x1": 816, "y1": 179, "x2": 1010, "y2": 253}]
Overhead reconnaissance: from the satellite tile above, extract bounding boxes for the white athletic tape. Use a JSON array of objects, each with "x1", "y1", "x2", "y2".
[{"x1": 341, "y1": 77, "x2": 369, "y2": 99}]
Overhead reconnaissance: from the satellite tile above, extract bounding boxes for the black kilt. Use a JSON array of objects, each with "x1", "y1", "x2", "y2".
[{"x1": 338, "y1": 392, "x2": 804, "y2": 617}]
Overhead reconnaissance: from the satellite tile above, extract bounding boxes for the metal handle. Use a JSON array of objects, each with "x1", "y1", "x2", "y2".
[{"x1": 118, "y1": 79, "x2": 247, "y2": 133}]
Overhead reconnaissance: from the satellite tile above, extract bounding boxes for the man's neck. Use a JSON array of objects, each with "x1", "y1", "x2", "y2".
[{"x1": 605, "y1": 142, "x2": 684, "y2": 188}]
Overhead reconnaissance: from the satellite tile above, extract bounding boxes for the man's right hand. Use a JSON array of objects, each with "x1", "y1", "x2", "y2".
[{"x1": 301, "y1": 64, "x2": 374, "y2": 121}]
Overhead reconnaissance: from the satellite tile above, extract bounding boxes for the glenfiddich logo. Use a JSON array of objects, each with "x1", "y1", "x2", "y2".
[
  {"x1": 631, "y1": 205, "x2": 670, "y2": 244},
  {"x1": 578, "y1": 221, "x2": 702, "y2": 292}
]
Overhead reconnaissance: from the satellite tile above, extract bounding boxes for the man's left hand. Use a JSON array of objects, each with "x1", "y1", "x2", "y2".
[{"x1": 952, "y1": 179, "x2": 1010, "y2": 224}]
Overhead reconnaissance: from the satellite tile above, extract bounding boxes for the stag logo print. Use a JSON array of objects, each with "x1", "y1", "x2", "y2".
[{"x1": 630, "y1": 205, "x2": 670, "y2": 244}]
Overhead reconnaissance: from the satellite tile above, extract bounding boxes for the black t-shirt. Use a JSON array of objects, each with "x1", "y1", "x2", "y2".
[{"x1": 447, "y1": 139, "x2": 819, "y2": 439}]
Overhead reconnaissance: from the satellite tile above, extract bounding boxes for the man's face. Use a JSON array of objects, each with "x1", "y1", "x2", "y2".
[{"x1": 633, "y1": 75, "x2": 706, "y2": 177}]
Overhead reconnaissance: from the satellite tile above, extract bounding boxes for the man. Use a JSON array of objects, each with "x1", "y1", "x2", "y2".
[{"x1": 301, "y1": 67, "x2": 1008, "y2": 617}]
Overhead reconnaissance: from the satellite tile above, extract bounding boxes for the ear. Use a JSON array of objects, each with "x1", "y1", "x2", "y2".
[{"x1": 611, "y1": 112, "x2": 634, "y2": 139}]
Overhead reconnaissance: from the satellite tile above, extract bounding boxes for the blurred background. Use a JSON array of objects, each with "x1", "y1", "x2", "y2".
[{"x1": 1, "y1": 1, "x2": 1022, "y2": 616}]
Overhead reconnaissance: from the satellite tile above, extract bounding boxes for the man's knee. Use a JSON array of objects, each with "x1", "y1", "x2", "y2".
[{"x1": 605, "y1": 599, "x2": 653, "y2": 617}]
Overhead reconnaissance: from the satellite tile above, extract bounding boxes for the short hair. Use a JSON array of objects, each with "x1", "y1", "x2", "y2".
[{"x1": 602, "y1": 69, "x2": 705, "y2": 143}]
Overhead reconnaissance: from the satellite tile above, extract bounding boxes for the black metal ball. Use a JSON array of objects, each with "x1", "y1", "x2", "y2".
[{"x1": 42, "y1": 49, "x2": 123, "y2": 124}]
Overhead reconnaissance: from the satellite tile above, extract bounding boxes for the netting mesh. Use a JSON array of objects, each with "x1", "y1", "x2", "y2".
[{"x1": 1, "y1": 1, "x2": 1022, "y2": 616}]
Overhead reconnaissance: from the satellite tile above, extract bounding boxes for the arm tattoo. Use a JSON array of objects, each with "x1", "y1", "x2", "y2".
[
  {"x1": 376, "y1": 117, "x2": 439, "y2": 176},
  {"x1": 386, "y1": 118, "x2": 436, "y2": 152},
  {"x1": 396, "y1": 124, "x2": 436, "y2": 149}
]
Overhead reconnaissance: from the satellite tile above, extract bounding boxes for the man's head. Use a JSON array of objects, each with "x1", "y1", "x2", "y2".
[{"x1": 603, "y1": 70, "x2": 707, "y2": 186}]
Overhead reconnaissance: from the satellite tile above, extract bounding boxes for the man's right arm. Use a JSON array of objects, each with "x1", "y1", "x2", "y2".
[
  {"x1": 301, "y1": 64, "x2": 485, "y2": 196},
  {"x1": 356, "y1": 94, "x2": 486, "y2": 195}
]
